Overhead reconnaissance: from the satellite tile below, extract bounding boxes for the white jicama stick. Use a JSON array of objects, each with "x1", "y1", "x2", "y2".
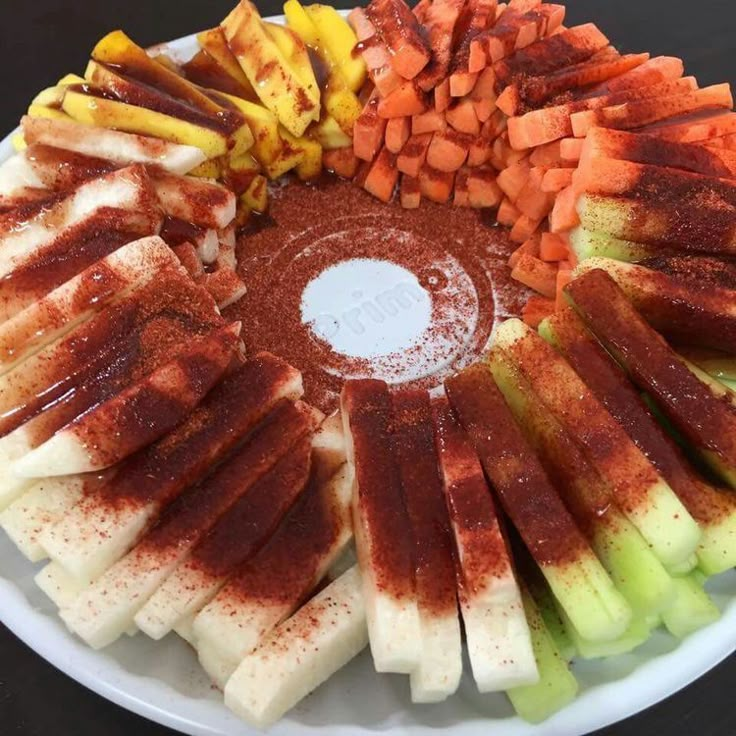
[
  {"x1": 195, "y1": 229, "x2": 220, "y2": 265},
  {"x1": 340, "y1": 380, "x2": 421, "y2": 674},
  {"x1": 224, "y1": 565, "x2": 368, "y2": 729},
  {"x1": 135, "y1": 413, "x2": 343, "y2": 640},
  {"x1": 192, "y1": 464, "x2": 353, "y2": 685},
  {"x1": 0, "y1": 165, "x2": 160, "y2": 279},
  {"x1": 0, "y1": 475, "x2": 99, "y2": 561},
  {"x1": 391, "y1": 391, "x2": 462, "y2": 703},
  {"x1": 40, "y1": 354, "x2": 304, "y2": 582},
  {"x1": 0, "y1": 271, "x2": 229, "y2": 509},
  {"x1": 134, "y1": 437, "x2": 314, "y2": 639},
  {"x1": 0, "y1": 429, "x2": 41, "y2": 511},
  {"x1": 433, "y1": 397, "x2": 539, "y2": 692},
  {"x1": 14, "y1": 323, "x2": 241, "y2": 477},
  {"x1": 21, "y1": 115, "x2": 206, "y2": 174},
  {"x1": 17, "y1": 144, "x2": 233, "y2": 233},
  {"x1": 0, "y1": 236, "x2": 179, "y2": 375},
  {"x1": 59, "y1": 401, "x2": 316, "y2": 649},
  {"x1": 0, "y1": 151, "x2": 44, "y2": 196},
  {"x1": 174, "y1": 615, "x2": 197, "y2": 646},
  {"x1": 151, "y1": 171, "x2": 236, "y2": 230},
  {"x1": 35, "y1": 561, "x2": 89, "y2": 610}
]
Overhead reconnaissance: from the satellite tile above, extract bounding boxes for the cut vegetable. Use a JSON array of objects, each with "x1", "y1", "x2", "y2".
[
  {"x1": 493, "y1": 319, "x2": 702, "y2": 570},
  {"x1": 433, "y1": 397, "x2": 537, "y2": 692},
  {"x1": 446, "y1": 363, "x2": 632, "y2": 643}
]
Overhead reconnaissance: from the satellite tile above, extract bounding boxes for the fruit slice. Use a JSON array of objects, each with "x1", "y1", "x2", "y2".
[
  {"x1": 445, "y1": 363, "x2": 632, "y2": 642},
  {"x1": 661, "y1": 573, "x2": 720, "y2": 638},
  {"x1": 40, "y1": 354, "x2": 303, "y2": 582},
  {"x1": 83, "y1": 59, "x2": 252, "y2": 155},
  {"x1": 197, "y1": 26, "x2": 257, "y2": 93},
  {"x1": 579, "y1": 126, "x2": 736, "y2": 179},
  {"x1": 17, "y1": 143, "x2": 237, "y2": 233},
  {"x1": 134, "y1": 433, "x2": 313, "y2": 639},
  {"x1": 222, "y1": 0, "x2": 320, "y2": 137},
  {"x1": 507, "y1": 76, "x2": 699, "y2": 150},
  {"x1": 510, "y1": 53, "x2": 649, "y2": 112},
  {"x1": 541, "y1": 306, "x2": 736, "y2": 577},
  {"x1": 505, "y1": 587, "x2": 578, "y2": 724},
  {"x1": 558, "y1": 607, "x2": 653, "y2": 659},
  {"x1": 91, "y1": 30, "x2": 230, "y2": 116},
  {"x1": 568, "y1": 227, "x2": 659, "y2": 263},
  {"x1": 491, "y1": 348, "x2": 675, "y2": 615},
  {"x1": 0, "y1": 474, "x2": 107, "y2": 562},
  {"x1": 305, "y1": 4, "x2": 367, "y2": 92},
  {"x1": 648, "y1": 111, "x2": 736, "y2": 143},
  {"x1": 432, "y1": 397, "x2": 537, "y2": 692},
  {"x1": 183, "y1": 27, "x2": 257, "y2": 100},
  {"x1": 576, "y1": 193, "x2": 736, "y2": 253},
  {"x1": 574, "y1": 256, "x2": 736, "y2": 353},
  {"x1": 586, "y1": 55, "x2": 684, "y2": 95},
  {"x1": 21, "y1": 115, "x2": 205, "y2": 174},
  {"x1": 191, "y1": 462, "x2": 353, "y2": 686},
  {"x1": 223, "y1": 565, "x2": 368, "y2": 728},
  {"x1": 341, "y1": 379, "x2": 421, "y2": 673},
  {"x1": 573, "y1": 156, "x2": 736, "y2": 215},
  {"x1": 135, "y1": 414, "x2": 344, "y2": 640},
  {"x1": 366, "y1": 0, "x2": 431, "y2": 80},
  {"x1": 0, "y1": 165, "x2": 160, "y2": 282},
  {"x1": 565, "y1": 269, "x2": 736, "y2": 489},
  {"x1": 0, "y1": 268, "x2": 224, "y2": 510},
  {"x1": 414, "y1": 0, "x2": 464, "y2": 92},
  {"x1": 58, "y1": 399, "x2": 315, "y2": 648},
  {"x1": 62, "y1": 86, "x2": 231, "y2": 159},
  {"x1": 0, "y1": 235, "x2": 176, "y2": 375},
  {"x1": 493, "y1": 319, "x2": 702, "y2": 570},
  {"x1": 150, "y1": 170, "x2": 236, "y2": 229},
  {"x1": 14, "y1": 322, "x2": 241, "y2": 477},
  {"x1": 0, "y1": 261, "x2": 222, "y2": 441},
  {"x1": 571, "y1": 84, "x2": 733, "y2": 136},
  {"x1": 391, "y1": 390, "x2": 462, "y2": 703},
  {"x1": 397, "y1": 132, "x2": 432, "y2": 177}
]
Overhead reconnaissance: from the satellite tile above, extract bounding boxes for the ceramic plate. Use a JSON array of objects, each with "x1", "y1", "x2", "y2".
[{"x1": 1, "y1": 20, "x2": 735, "y2": 736}]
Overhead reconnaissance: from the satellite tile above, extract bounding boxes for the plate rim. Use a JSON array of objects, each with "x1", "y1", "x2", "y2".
[{"x1": 1, "y1": 18, "x2": 735, "y2": 736}]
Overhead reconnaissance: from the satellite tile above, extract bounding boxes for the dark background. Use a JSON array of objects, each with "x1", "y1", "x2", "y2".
[{"x1": 1, "y1": 1, "x2": 734, "y2": 734}]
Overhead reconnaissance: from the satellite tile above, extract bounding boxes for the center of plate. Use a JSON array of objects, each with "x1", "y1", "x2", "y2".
[{"x1": 300, "y1": 258, "x2": 432, "y2": 359}]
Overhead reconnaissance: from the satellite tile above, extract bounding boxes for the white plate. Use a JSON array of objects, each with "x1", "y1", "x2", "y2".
[{"x1": 1, "y1": 21, "x2": 736, "y2": 736}]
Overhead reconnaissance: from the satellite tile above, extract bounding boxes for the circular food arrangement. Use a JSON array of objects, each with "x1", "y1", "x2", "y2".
[{"x1": 0, "y1": 0, "x2": 735, "y2": 733}]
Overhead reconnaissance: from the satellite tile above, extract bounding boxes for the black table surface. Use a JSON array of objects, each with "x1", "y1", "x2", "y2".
[{"x1": 1, "y1": 1, "x2": 734, "y2": 734}]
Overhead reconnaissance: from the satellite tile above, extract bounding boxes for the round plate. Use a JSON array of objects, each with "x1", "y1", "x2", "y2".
[{"x1": 1, "y1": 21, "x2": 736, "y2": 736}]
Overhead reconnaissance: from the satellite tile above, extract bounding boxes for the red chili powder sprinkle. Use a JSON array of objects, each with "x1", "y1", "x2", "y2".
[{"x1": 227, "y1": 175, "x2": 526, "y2": 413}]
